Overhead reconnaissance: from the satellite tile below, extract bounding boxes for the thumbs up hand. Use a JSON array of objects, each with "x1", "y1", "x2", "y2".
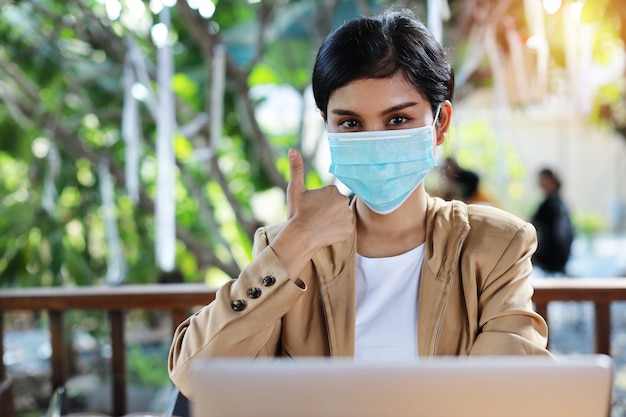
[{"x1": 270, "y1": 149, "x2": 354, "y2": 278}]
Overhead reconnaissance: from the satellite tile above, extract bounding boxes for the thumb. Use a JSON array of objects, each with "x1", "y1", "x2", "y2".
[{"x1": 287, "y1": 149, "x2": 306, "y2": 206}]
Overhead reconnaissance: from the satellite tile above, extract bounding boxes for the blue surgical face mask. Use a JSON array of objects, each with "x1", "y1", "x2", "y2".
[{"x1": 327, "y1": 108, "x2": 440, "y2": 215}]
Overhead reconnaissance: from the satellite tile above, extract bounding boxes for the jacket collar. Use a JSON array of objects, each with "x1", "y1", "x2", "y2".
[
  {"x1": 311, "y1": 194, "x2": 472, "y2": 357},
  {"x1": 315, "y1": 195, "x2": 471, "y2": 278},
  {"x1": 423, "y1": 196, "x2": 471, "y2": 280},
  {"x1": 418, "y1": 196, "x2": 471, "y2": 356}
]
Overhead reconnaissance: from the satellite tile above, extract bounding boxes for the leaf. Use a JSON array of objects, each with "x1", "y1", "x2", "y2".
[
  {"x1": 174, "y1": 133, "x2": 194, "y2": 161},
  {"x1": 248, "y1": 63, "x2": 283, "y2": 86},
  {"x1": 172, "y1": 72, "x2": 200, "y2": 105}
]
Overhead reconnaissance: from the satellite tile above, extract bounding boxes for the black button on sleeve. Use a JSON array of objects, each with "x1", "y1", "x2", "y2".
[
  {"x1": 247, "y1": 287, "x2": 262, "y2": 299},
  {"x1": 261, "y1": 276, "x2": 276, "y2": 286},
  {"x1": 231, "y1": 299, "x2": 246, "y2": 312}
]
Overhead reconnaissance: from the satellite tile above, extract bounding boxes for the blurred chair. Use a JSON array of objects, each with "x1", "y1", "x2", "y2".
[
  {"x1": 0, "y1": 376, "x2": 14, "y2": 417},
  {"x1": 169, "y1": 388, "x2": 190, "y2": 417},
  {"x1": 46, "y1": 384, "x2": 181, "y2": 417},
  {"x1": 164, "y1": 386, "x2": 179, "y2": 417},
  {"x1": 46, "y1": 386, "x2": 69, "y2": 417}
]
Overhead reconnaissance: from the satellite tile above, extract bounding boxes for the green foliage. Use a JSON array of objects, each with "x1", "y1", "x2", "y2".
[
  {"x1": 249, "y1": 63, "x2": 284, "y2": 85},
  {"x1": 2, "y1": 0, "x2": 626, "y2": 290},
  {"x1": 2, "y1": 0, "x2": 312, "y2": 287},
  {"x1": 439, "y1": 120, "x2": 527, "y2": 213},
  {"x1": 126, "y1": 344, "x2": 170, "y2": 387},
  {"x1": 572, "y1": 211, "x2": 611, "y2": 237}
]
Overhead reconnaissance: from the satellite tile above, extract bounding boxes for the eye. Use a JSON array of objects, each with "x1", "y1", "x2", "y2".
[
  {"x1": 338, "y1": 119, "x2": 360, "y2": 129},
  {"x1": 388, "y1": 115, "x2": 412, "y2": 125}
]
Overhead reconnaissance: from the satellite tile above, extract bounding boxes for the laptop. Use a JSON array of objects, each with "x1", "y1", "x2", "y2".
[{"x1": 190, "y1": 354, "x2": 613, "y2": 417}]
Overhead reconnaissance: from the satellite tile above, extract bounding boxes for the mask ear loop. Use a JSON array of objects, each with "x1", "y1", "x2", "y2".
[
  {"x1": 432, "y1": 104, "x2": 446, "y2": 149},
  {"x1": 432, "y1": 104, "x2": 442, "y2": 128}
]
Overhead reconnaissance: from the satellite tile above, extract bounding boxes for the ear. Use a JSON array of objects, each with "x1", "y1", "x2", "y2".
[{"x1": 435, "y1": 100, "x2": 452, "y2": 146}]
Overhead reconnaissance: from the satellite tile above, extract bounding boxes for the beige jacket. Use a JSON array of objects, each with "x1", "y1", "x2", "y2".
[{"x1": 169, "y1": 196, "x2": 550, "y2": 398}]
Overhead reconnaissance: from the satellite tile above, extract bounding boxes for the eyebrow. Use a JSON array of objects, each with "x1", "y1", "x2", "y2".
[{"x1": 330, "y1": 101, "x2": 420, "y2": 117}]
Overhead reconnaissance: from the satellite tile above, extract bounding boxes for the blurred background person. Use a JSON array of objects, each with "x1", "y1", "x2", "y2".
[
  {"x1": 531, "y1": 168, "x2": 574, "y2": 276},
  {"x1": 441, "y1": 157, "x2": 495, "y2": 206}
]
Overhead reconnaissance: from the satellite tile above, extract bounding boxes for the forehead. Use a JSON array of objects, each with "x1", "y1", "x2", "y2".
[{"x1": 327, "y1": 73, "x2": 428, "y2": 112}]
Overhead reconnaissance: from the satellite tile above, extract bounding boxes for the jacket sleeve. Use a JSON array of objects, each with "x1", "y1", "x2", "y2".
[
  {"x1": 168, "y1": 226, "x2": 307, "y2": 398},
  {"x1": 467, "y1": 220, "x2": 552, "y2": 357}
]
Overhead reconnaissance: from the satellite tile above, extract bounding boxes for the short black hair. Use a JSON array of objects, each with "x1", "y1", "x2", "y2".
[{"x1": 312, "y1": 8, "x2": 454, "y2": 117}]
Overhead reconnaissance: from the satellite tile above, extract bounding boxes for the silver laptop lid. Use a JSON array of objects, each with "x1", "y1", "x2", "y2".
[{"x1": 191, "y1": 355, "x2": 613, "y2": 417}]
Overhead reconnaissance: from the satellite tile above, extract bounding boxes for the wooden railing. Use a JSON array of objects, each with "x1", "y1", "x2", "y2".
[
  {"x1": 0, "y1": 283, "x2": 218, "y2": 417},
  {"x1": 532, "y1": 277, "x2": 626, "y2": 355},
  {"x1": 1, "y1": 277, "x2": 625, "y2": 417}
]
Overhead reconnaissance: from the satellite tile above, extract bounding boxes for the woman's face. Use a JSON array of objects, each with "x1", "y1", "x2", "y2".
[{"x1": 325, "y1": 72, "x2": 438, "y2": 134}]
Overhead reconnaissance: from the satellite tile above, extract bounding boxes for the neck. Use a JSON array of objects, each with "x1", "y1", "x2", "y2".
[{"x1": 355, "y1": 187, "x2": 428, "y2": 258}]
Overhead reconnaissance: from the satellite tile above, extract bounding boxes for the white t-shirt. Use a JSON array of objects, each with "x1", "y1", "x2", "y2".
[{"x1": 354, "y1": 244, "x2": 425, "y2": 361}]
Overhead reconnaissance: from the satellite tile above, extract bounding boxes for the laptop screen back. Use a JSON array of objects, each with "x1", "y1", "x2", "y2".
[{"x1": 190, "y1": 355, "x2": 613, "y2": 417}]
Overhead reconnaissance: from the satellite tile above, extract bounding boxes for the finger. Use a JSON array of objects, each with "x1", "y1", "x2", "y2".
[{"x1": 287, "y1": 148, "x2": 306, "y2": 197}]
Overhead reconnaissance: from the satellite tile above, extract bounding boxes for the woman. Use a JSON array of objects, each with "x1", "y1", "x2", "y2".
[{"x1": 168, "y1": 8, "x2": 550, "y2": 398}]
